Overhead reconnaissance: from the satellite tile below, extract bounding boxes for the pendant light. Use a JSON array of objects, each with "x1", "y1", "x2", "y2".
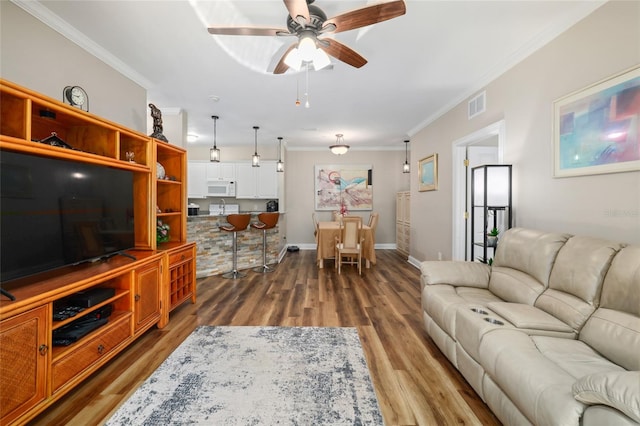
[
  {"x1": 276, "y1": 136, "x2": 284, "y2": 172},
  {"x1": 403, "y1": 140, "x2": 410, "y2": 173},
  {"x1": 209, "y1": 115, "x2": 220, "y2": 162},
  {"x1": 330, "y1": 133, "x2": 349, "y2": 155},
  {"x1": 252, "y1": 126, "x2": 260, "y2": 167}
]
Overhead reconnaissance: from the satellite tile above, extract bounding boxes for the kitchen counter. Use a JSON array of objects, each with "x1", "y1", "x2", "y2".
[{"x1": 187, "y1": 212, "x2": 285, "y2": 278}]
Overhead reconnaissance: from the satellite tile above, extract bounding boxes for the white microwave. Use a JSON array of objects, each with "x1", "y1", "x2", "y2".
[{"x1": 207, "y1": 181, "x2": 236, "y2": 197}]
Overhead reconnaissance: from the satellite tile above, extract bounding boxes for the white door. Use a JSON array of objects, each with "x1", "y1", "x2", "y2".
[{"x1": 451, "y1": 120, "x2": 505, "y2": 260}]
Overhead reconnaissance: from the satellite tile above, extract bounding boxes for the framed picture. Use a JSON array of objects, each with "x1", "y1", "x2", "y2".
[
  {"x1": 418, "y1": 154, "x2": 438, "y2": 192},
  {"x1": 314, "y1": 165, "x2": 373, "y2": 211},
  {"x1": 553, "y1": 66, "x2": 640, "y2": 177}
]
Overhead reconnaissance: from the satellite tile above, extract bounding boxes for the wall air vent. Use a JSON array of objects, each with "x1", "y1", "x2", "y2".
[{"x1": 468, "y1": 91, "x2": 486, "y2": 120}]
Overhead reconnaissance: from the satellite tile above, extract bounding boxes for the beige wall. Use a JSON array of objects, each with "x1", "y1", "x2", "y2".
[
  {"x1": 0, "y1": 2, "x2": 147, "y2": 132},
  {"x1": 411, "y1": 1, "x2": 640, "y2": 262},
  {"x1": 285, "y1": 149, "x2": 409, "y2": 246}
]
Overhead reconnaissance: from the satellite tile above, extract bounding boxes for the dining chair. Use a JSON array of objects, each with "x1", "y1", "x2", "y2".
[
  {"x1": 368, "y1": 212, "x2": 379, "y2": 231},
  {"x1": 334, "y1": 218, "x2": 364, "y2": 275}
]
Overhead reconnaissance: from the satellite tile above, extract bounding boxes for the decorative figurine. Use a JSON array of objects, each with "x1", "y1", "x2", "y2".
[{"x1": 149, "y1": 103, "x2": 168, "y2": 142}]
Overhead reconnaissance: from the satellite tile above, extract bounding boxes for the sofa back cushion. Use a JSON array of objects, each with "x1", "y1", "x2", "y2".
[
  {"x1": 536, "y1": 236, "x2": 621, "y2": 331},
  {"x1": 489, "y1": 228, "x2": 570, "y2": 304},
  {"x1": 580, "y1": 245, "x2": 640, "y2": 371}
]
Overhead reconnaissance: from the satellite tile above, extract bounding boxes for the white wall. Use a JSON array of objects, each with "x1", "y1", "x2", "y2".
[
  {"x1": 0, "y1": 2, "x2": 147, "y2": 132},
  {"x1": 411, "y1": 1, "x2": 640, "y2": 262}
]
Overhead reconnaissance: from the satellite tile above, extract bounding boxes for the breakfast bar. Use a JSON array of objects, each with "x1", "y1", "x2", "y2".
[{"x1": 187, "y1": 213, "x2": 284, "y2": 278}]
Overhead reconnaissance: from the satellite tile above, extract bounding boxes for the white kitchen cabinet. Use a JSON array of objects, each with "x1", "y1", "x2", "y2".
[
  {"x1": 235, "y1": 161, "x2": 278, "y2": 199},
  {"x1": 206, "y1": 163, "x2": 236, "y2": 181},
  {"x1": 187, "y1": 161, "x2": 207, "y2": 198}
]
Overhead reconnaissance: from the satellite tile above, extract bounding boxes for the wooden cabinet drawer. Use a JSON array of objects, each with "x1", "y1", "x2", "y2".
[
  {"x1": 168, "y1": 245, "x2": 193, "y2": 266},
  {"x1": 51, "y1": 317, "x2": 131, "y2": 392}
]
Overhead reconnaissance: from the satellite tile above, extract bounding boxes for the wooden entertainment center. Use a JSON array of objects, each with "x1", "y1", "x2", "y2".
[{"x1": 0, "y1": 80, "x2": 196, "y2": 425}]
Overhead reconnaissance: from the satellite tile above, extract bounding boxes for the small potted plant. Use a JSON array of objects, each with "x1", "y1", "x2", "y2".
[
  {"x1": 157, "y1": 219, "x2": 170, "y2": 244},
  {"x1": 487, "y1": 227, "x2": 499, "y2": 247}
]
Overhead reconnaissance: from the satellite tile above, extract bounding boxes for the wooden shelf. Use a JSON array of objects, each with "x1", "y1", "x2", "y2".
[{"x1": 0, "y1": 79, "x2": 195, "y2": 425}]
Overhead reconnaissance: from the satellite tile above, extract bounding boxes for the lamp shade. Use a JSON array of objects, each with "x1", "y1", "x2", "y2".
[
  {"x1": 330, "y1": 145, "x2": 349, "y2": 155},
  {"x1": 473, "y1": 165, "x2": 512, "y2": 206}
]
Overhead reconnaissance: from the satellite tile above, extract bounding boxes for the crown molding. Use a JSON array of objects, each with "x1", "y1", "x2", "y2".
[
  {"x1": 11, "y1": 0, "x2": 154, "y2": 89},
  {"x1": 287, "y1": 146, "x2": 404, "y2": 152},
  {"x1": 408, "y1": 0, "x2": 607, "y2": 136}
]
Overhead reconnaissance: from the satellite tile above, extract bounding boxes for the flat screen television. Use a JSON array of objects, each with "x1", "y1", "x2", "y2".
[{"x1": 1, "y1": 150, "x2": 135, "y2": 283}]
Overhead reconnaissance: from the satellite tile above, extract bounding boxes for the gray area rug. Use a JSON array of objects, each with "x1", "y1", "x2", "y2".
[{"x1": 105, "y1": 326, "x2": 383, "y2": 425}]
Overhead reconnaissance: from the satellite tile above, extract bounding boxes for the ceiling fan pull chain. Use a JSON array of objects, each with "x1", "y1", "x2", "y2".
[{"x1": 305, "y1": 63, "x2": 310, "y2": 108}]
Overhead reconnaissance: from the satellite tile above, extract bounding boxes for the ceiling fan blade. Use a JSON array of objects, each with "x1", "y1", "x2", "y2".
[
  {"x1": 208, "y1": 27, "x2": 287, "y2": 37},
  {"x1": 325, "y1": 0, "x2": 406, "y2": 34},
  {"x1": 283, "y1": 0, "x2": 310, "y2": 26},
  {"x1": 273, "y1": 43, "x2": 297, "y2": 74},
  {"x1": 320, "y1": 39, "x2": 367, "y2": 69}
]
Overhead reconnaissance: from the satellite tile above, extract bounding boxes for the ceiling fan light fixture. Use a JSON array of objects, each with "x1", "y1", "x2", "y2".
[
  {"x1": 284, "y1": 48, "x2": 303, "y2": 71},
  {"x1": 298, "y1": 35, "x2": 317, "y2": 61},
  {"x1": 311, "y1": 48, "x2": 331, "y2": 70},
  {"x1": 330, "y1": 133, "x2": 349, "y2": 155}
]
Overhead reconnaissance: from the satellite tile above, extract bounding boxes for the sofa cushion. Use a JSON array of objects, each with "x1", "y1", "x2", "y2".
[
  {"x1": 573, "y1": 371, "x2": 640, "y2": 423},
  {"x1": 536, "y1": 236, "x2": 621, "y2": 331},
  {"x1": 598, "y1": 245, "x2": 640, "y2": 317},
  {"x1": 580, "y1": 308, "x2": 640, "y2": 372},
  {"x1": 579, "y1": 245, "x2": 640, "y2": 371},
  {"x1": 478, "y1": 329, "x2": 586, "y2": 425},
  {"x1": 492, "y1": 228, "x2": 570, "y2": 288},
  {"x1": 479, "y1": 329, "x2": 624, "y2": 426},
  {"x1": 487, "y1": 267, "x2": 547, "y2": 305},
  {"x1": 420, "y1": 260, "x2": 490, "y2": 289},
  {"x1": 487, "y1": 302, "x2": 574, "y2": 334},
  {"x1": 422, "y1": 284, "x2": 500, "y2": 339}
]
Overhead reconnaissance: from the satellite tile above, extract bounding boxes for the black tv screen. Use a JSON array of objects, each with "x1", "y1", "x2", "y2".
[{"x1": 1, "y1": 150, "x2": 135, "y2": 282}]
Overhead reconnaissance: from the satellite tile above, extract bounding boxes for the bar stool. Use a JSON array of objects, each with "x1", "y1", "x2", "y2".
[
  {"x1": 251, "y1": 212, "x2": 279, "y2": 273},
  {"x1": 220, "y1": 213, "x2": 251, "y2": 279}
]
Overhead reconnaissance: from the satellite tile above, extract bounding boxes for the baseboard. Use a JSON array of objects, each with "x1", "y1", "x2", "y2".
[
  {"x1": 287, "y1": 243, "x2": 397, "y2": 251},
  {"x1": 408, "y1": 255, "x2": 421, "y2": 269}
]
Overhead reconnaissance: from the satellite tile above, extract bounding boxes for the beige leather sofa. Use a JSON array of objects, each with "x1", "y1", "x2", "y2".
[{"x1": 420, "y1": 228, "x2": 640, "y2": 426}]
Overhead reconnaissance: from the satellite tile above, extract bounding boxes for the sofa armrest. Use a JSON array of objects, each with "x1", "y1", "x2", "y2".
[
  {"x1": 573, "y1": 371, "x2": 640, "y2": 423},
  {"x1": 420, "y1": 261, "x2": 490, "y2": 290}
]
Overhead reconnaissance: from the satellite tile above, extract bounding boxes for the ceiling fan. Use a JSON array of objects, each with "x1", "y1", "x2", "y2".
[{"x1": 207, "y1": 0, "x2": 406, "y2": 74}]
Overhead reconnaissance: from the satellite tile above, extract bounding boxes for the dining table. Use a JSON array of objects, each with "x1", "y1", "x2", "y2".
[{"x1": 316, "y1": 221, "x2": 376, "y2": 269}]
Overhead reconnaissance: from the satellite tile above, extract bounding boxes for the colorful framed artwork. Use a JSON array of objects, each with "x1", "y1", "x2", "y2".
[
  {"x1": 418, "y1": 154, "x2": 438, "y2": 192},
  {"x1": 314, "y1": 165, "x2": 373, "y2": 211},
  {"x1": 553, "y1": 66, "x2": 640, "y2": 177}
]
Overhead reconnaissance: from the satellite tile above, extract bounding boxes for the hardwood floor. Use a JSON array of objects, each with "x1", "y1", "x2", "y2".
[{"x1": 30, "y1": 250, "x2": 500, "y2": 426}]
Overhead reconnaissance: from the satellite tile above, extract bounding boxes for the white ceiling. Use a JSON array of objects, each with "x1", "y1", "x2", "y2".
[{"x1": 16, "y1": 0, "x2": 604, "y2": 151}]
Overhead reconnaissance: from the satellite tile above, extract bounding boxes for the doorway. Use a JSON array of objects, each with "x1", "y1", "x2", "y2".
[{"x1": 452, "y1": 120, "x2": 505, "y2": 260}]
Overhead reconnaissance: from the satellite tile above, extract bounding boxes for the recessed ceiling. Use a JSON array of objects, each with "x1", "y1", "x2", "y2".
[{"x1": 15, "y1": 0, "x2": 604, "y2": 150}]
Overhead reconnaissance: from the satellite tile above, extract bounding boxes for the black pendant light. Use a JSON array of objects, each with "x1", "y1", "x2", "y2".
[
  {"x1": 252, "y1": 126, "x2": 260, "y2": 167},
  {"x1": 209, "y1": 115, "x2": 220, "y2": 162},
  {"x1": 403, "y1": 140, "x2": 410, "y2": 173},
  {"x1": 276, "y1": 137, "x2": 284, "y2": 173}
]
